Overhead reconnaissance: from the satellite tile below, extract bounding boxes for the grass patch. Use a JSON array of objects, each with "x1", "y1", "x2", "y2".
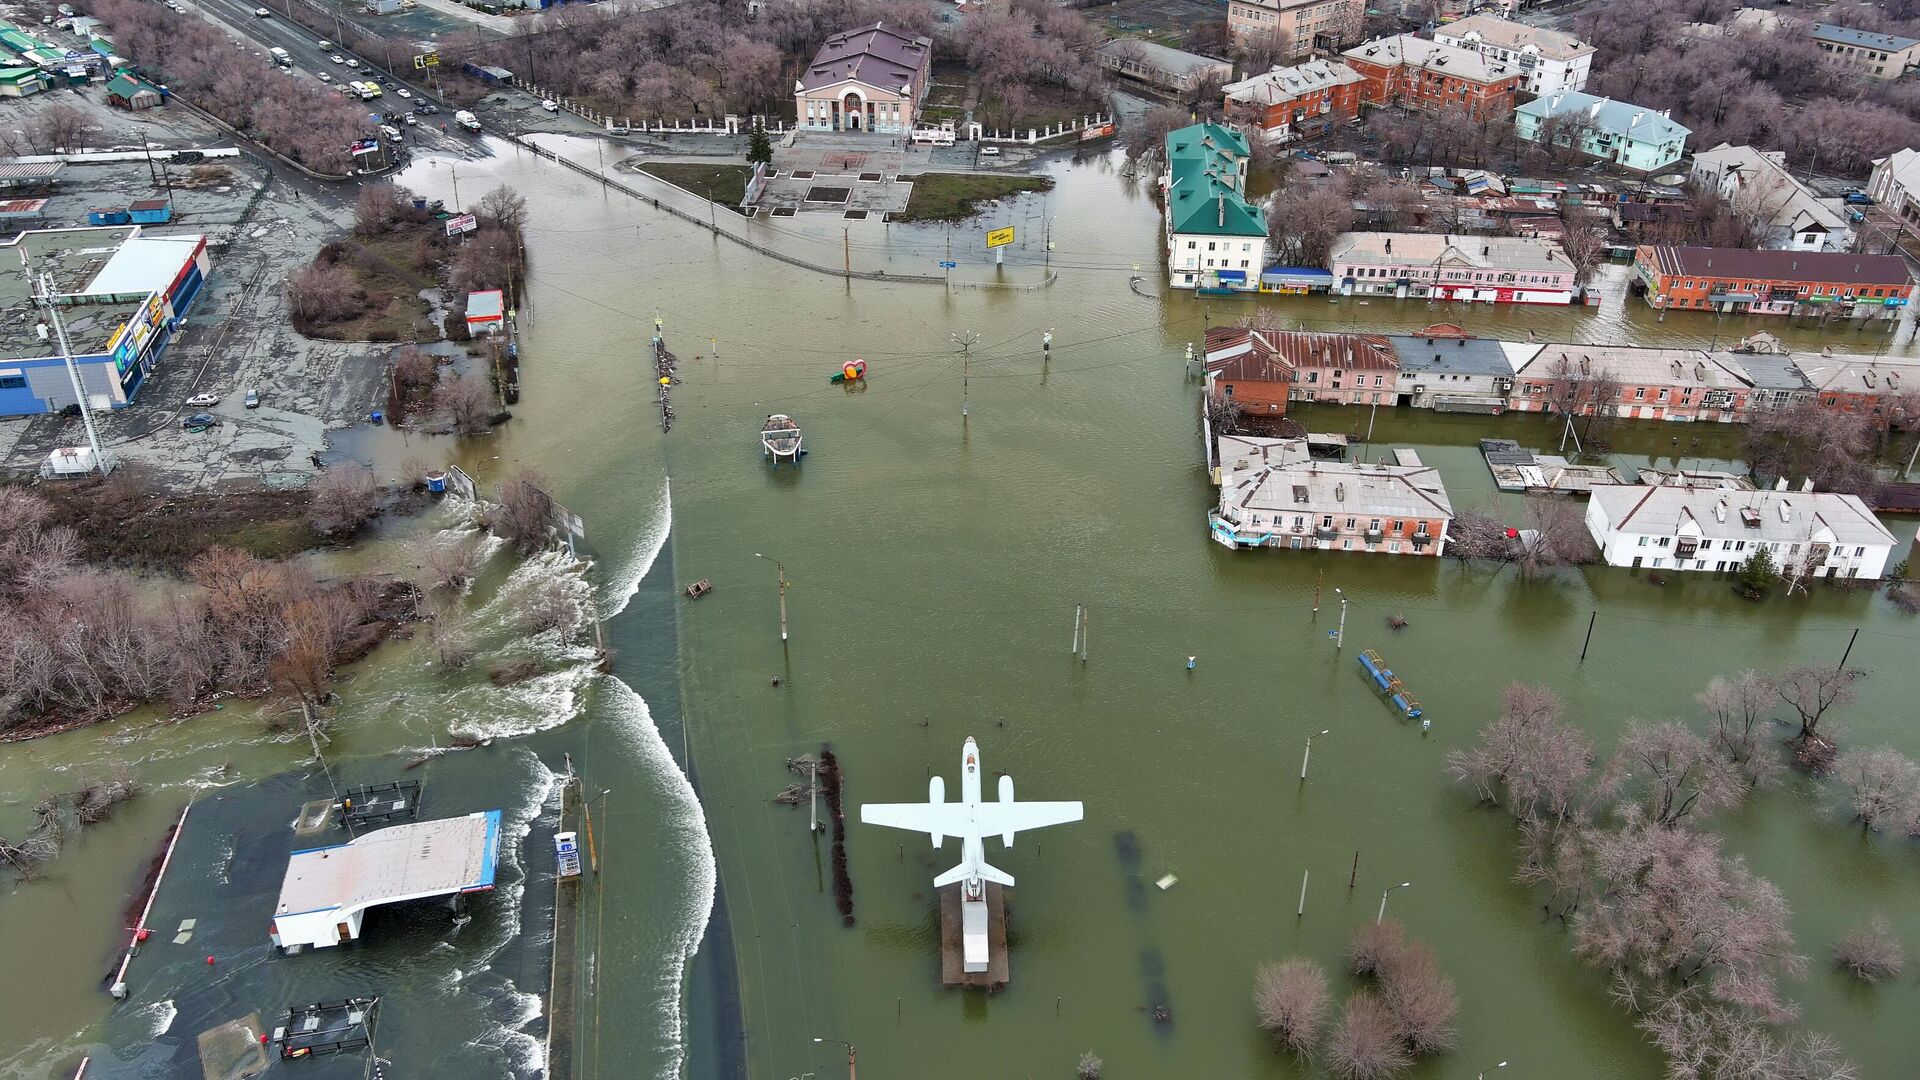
[
  {"x1": 34, "y1": 478, "x2": 322, "y2": 571},
  {"x1": 637, "y1": 162, "x2": 753, "y2": 205},
  {"x1": 297, "y1": 224, "x2": 439, "y2": 344},
  {"x1": 898, "y1": 173, "x2": 1055, "y2": 223},
  {"x1": 978, "y1": 82, "x2": 1105, "y2": 133}
]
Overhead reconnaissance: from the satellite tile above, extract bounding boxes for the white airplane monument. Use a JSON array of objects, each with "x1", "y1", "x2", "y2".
[{"x1": 860, "y1": 736, "x2": 1083, "y2": 974}]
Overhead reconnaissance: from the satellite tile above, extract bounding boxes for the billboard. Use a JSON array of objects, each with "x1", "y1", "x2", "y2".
[
  {"x1": 445, "y1": 213, "x2": 478, "y2": 236},
  {"x1": 985, "y1": 227, "x2": 1015, "y2": 249}
]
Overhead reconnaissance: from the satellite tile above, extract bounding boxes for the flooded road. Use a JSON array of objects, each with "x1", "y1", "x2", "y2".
[{"x1": 6, "y1": 137, "x2": 1920, "y2": 1080}]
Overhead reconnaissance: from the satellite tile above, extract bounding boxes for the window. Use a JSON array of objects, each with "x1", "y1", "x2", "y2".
[
  {"x1": 1208, "y1": 241, "x2": 1217, "y2": 251},
  {"x1": 1321, "y1": 515, "x2": 1333, "y2": 528},
  {"x1": 1637, "y1": 536, "x2": 1648, "y2": 546},
  {"x1": 1415, "y1": 522, "x2": 1429, "y2": 537},
  {"x1": 1345, "y1": 517, "x2": 1356, "y2": 529},
  {"x1": 1633, "y1": 387, "x2": 1646, "y2": 400},
  {"x1": 1187, "y1": 241, "x2": 1196, "y2": 249},
  {"x1": 0, "y1": 376, "x2": 23, "y2": 391},
  {"x1": 1368, "y1": 519, "x2": 1381, "y2": 532}
]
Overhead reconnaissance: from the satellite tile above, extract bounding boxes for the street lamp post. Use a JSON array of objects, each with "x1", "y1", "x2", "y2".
[
  {"x1": 813, "y1": 1037, "x2": 856, "y2": 1080},
  {"x1": 1334, "y1": 587, "x2": 1348, "y2": 650},
  {"x1": 754, "y1": 553, "x2": 789, "y2": 641},
  {"x1": 1300, "y1": 729, "x2": 1330, "y2": 781},
  {"x1": 1378, "y1": 880, "x2": 1411, "y2": 923},
  {"x1": 1480, "y1": 1061, "x2": 1508, "y2": 1080}
]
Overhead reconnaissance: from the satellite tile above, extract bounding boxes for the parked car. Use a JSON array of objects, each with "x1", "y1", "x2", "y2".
[
  {"x1": 541, "y1": 98, "x2": 558, "y2": 112},
  {"x1": 181, "y1": 412, "x2": 219, "y2": 429},
  {"x1": 244, "y1": 389, "x2": 260, "y2": 409},
  {"x1": 185, "y1": 392, "x2": 219, "y2": 407},
  {"x1": 1844, "y1": 192, "x2": 1875, "y2": 206},
  {"x1": 403, "y1": 114, "x2": 417, "y2": 126},
  {"x1": 420, "y1": 104, "x2": 439, "y2": 115},
  {"x1": 317, "y1": 72, "x2": 332, "y2": 83},
  {"x1": 978, "y1": 145, "x2": 1000, "y2": 157}
]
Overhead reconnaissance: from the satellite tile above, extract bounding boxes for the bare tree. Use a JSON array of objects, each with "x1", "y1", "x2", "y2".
[
  {"x1": 1600, "y1": 720, "x2": 1748, "y2": 828},
  {"x1": 1267, "y1": 181, "x2": 1354, "y2": 268},
  {"x1": 1766, "y1": 665, "x2": 1860, "y2": 747},
  {"x1": 475, "y1": 185, "x2": 530, "y2": 238},
  {"x1": 1833, "y1": 914, "x2": 1904, "y2": 982},
  {"x1": 1696, "y1": 671, "x2": 1783, "y2": 789},
  {"x1": 1447, "y1": 684, "x2": 1594, "y2": 824},
  {"x1": 287, "y1": 262, "x2": 364, "y2": 326},
  {"x1": 486, "y1": 469, "x2": 555, "y2": 554},
  {"x1": 1125, "y1": 105, "x2": 1189, "y2": 163},
  {"x1": 1254, "y1": 958, "x2": 1329, "y2": 1058},
  {"x1": 419, "y1": 534, "x2": 483, "y2": 593},
  {"x1": 1325, "y1": 992, "x2": 1411, "y2": 1080},
  {"x1": 1744, "y1": 402, "x2": 1876, "y2": 494},
  {"x1": 1516, "y1": 495, "x2": 1598, "y2": 577},
  {"x1": 1348, "y1": 918, "x2": 1408, "y2": 979},
  {"x1": 355, "y1": 183, "x2": 414, "y2": 236},
  {"x1": 1832, "y1": 747, "x2": 1920, "y2": 830},
  {"x1": 434, "y1": 373, "x2": 496, "y2": 435},
  {"x1": 1543, "y1": 353, "x2": 1625, "y2": 441},
  {"x1": 514, "y1": 575, "x2": 586, "y2": 637},
  {"x1": 1378, "y1": 937, "x2": 1458, "y2": 1055},
  {"x1": 306, "y1": 463, "x2": 379, "y2": 538},
  {"x1": 393, "y1": 346, "x2": 440, "y2": 396},
  {"x1": 33, "y1": 103, "x2": 90, "y2": 153},
  {"x1": 1445, "y1": 506, "x2": 1516, "y2": 564},
  {"x1": 1074, "y1": 1051, "x2": 1102, "y2": 1080}
]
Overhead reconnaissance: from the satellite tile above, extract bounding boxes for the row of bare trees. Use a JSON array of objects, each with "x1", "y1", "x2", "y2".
[
  {"x1": 91, "y1": 0, "x2": 372, "y2": 173},
  {"x1": 1446, "y1": 674, "x2": 1874, "y2": 1078},
  {"x1": 0, "y1": 487, "x2": 393, "y2": 737},
  {"x1": 1254, "y1": 919, "x2": 1459, "y2": 1078}
]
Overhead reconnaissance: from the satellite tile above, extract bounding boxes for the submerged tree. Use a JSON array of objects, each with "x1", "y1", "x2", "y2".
[
  {"x1": 1254, "y1": 958, "x2": 1329, "y2": 1058},
  {"x1": 1446, "y1": 684, "x2": 1594, "y2": 824},
  {"x1": 1831, "y1": 747, "x2": 1920, "y2": 830},
  {"x1": 1325, "y1": 992, "x2": 1411, "y2": 1080},
  {"x1": 1833, "y1": 915, "x2": 1904, "y2": 982},
  {"x1": 1696, "y1": 671, "x2": 1783, "y2": 789}
]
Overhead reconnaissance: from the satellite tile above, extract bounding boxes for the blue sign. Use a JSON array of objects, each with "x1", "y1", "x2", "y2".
[{"x1": 939, "y1": 261, "x2": 957, "y2": 269}]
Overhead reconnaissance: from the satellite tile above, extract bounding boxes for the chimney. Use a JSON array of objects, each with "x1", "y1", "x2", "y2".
[
  {"x1": 1335, "y1": 482, "x2": 1346, "y2": 502},
  {"x1": 1774, "y1": 477, "x2": 1789, "y2": 491},
  {"x1": 1801, "y1": 478, "x2": 1814, "y2": 492},
  {"x1": 1778, "y1": 499, "x2": 1792, "y2": 523},
  {"x1": 1482, "y1": 245, "x2": 1489, "y2": 256},
  {"x1": 1714, "y1": 499, "x2": 1727, "y2": 522}
]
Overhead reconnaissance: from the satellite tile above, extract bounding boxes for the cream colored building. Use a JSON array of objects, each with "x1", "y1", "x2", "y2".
[
  {"x1": 794, "y1": 22, "x2": 933, "y2": 135},
  {"x1": 1227, "y1": 0, "x2": 1363, "y2": 63}
]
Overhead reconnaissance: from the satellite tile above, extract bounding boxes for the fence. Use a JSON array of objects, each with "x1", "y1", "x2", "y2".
[{"x1": 970, "y1": 113, "x2": 1115, "y2": 147}]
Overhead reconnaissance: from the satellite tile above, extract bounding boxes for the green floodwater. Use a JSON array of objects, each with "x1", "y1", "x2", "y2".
[{"x1": 6, "y1": 139, "x2": 1920, "y2": 1080}]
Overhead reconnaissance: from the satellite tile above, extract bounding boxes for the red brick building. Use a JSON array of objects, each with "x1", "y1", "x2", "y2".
[
  {"x1": 1204, "y1": 327, "x2": 1400, "y2": 414},
  {"x1": 1221, "y1": 59, "x2": 1367, "y2": 143},
  {"x1": 1341, "y1": 35, "x2": 1522, "y2": 122},
  {"x1": 1633, "y1": 246, "x2": 1915, "y2": 319}
]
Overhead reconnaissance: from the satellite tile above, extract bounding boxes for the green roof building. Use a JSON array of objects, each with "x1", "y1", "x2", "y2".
[
  {"x1": 1162, "y1": 123, "x2": 1266, "y2": 292},
  {"x1": 0, "y1": 66, "x2": 48, "y2": 97}
]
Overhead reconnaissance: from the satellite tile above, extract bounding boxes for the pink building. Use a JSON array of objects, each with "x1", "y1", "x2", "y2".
[
  {"x1": 1328, "y1": 231, "x2": 1579, "y2": 304},
  {"x1": 1510, "y1": 345, "x2": 1752, "y2": 422}
]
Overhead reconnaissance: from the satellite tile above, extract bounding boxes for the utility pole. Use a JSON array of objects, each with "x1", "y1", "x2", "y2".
[
  {"x1": 809, "y1": 761, "x2": 819, "y2": 833},
  {"x1": 754, "y1": 553, "x2": 788, "y2": 641},
  {"x1": 1044, "y1": 216, "x2": 1053, "y2": 275},
  {"x1": 1333, "y1": 587, "x2": 1348, "y2": 650},
  {"x1": 33, "y1": 269, "x2": 109, "y2": 476},
  {"x1": 952, "y1": 331, "x2": 978, "y2": 420},
  {"x1": 843, "y1": 227, "x2": 851, "y2": 279}
]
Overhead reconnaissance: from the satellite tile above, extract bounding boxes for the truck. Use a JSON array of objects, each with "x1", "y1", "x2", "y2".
[
  {"x1": 352, "y1": 80, "x2": 381, "y2": 100},
  {"x1": 454, "y1": 110, "x2": 481, "y2": 132},
  {"x1": 269, "y1": 46, "x2": 290, "y2": 68}
]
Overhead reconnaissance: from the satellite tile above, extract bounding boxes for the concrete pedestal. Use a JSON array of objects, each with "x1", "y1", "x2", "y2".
[{"x1": 938, "y1": 883, "x2": 1008, "y2": 989}]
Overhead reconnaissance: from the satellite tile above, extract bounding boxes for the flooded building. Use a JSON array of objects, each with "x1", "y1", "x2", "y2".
[
  {"x1": 1585, "y1": 485, "x2": 1896, "y2": 579},
  {"x1": 1328, "y1": 231, "x2": 1578, "y2": 304},
  {"x1": 1203, "y1": 326, "x2": 1398, "y2": 408},
  {"x1": 1514, "y1": 91, "x2": 1692, "y2": 173},
  {"x1": 1789, "y1": 349, "x2": 1920, "y2": 425},
  {"x1": 1210, "y1": 441, "x2": 1453, "y2": 555},
  {"x1": 1162, "y1": 124, "x2": 1267, "y2": 292},
  {"x1": 1510, "y1": 344, "x2": 1752, "y2": 422},
  {"x1": 1632, "y1": 245, "x2": 1914, "y2": 318},
  {"x1": 1385, "y1": 324, "x2": 1529, "y2": 412}
]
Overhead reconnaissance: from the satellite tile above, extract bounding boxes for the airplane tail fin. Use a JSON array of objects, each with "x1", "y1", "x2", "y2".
[{"x1": 934, "y1": 860, "x2": 1015, "y2": 888}]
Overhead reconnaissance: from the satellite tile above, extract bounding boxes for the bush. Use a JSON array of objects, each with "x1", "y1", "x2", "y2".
[
  {"x1": 306, "y1": 463, "x2": 378, "y2": 538},
  {"x1": 1326, "y1": 993, "x2": 1411, "y2": 1080},
  {"x1": 1834, "y1": 915, "x2": 1904, "y2": 981},
  {"x1": 1348, "y1": 918, "x2": 1407, "y2": 978},
  {"x1": 1254, "y1": 958, "x2": 1328, "y2": 1057}
]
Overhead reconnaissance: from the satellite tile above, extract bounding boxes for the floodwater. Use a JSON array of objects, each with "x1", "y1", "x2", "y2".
[{"x1": 6, "y1": 137, "x2": 1920, "y2": 1080}]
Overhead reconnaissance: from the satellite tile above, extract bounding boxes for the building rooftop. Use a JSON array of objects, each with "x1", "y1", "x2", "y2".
[
  {"x1": 1165, "y1": 123, "x2": 1265, "y2": 239},
  {"x1": 1216, "y1": 434, "x2": 1315, "y2": 471},
  {"x1": 1435, "y1": 15, "x2": 1595, "y2": 61},
  {"x1": 273, "y1": 810, "x2": 502, "y2": 927},
  {"x1": 1205, "y1": 326, "x2": 1397, "y2": 378},
  {"x1": 84, "y1": 234, "x2": 204, "y2": 295},
  {"x1": 1717, "y1": 350, "x2": 1815, "y2": 393},
  {"x1": 0, "y1": 225, "x2": 146, "y2": 360},
  {"x1": 1385, "y1": 332, "x2": 1518, "y2": 377},
  {"x1": 1343, "y1": 34, "x2": 1520, "y2": 84},
  {"x1": 1096, "y1": 38, "x2": 1228, "y2": 77},
  {"x1": 1224, "y1": 458, "x2": 1455, "y2": 520},
  {"x1": 798, "y1": 22, "x2": 931, "y2": 94},
  {"x1": 1787, "y1": 349, "x2": 1920, "y2": 394},
  {"x1": 1691, "y1": 143, "x2": 1848, "y2": 237},
  {"x1": 1223, "y1": 59, "x2": 1366, "y2": 106},
  {"x1": 1517, "y1": 90, "x2": 1692, "y2": 145},
  {"x1": 1810, "y1": 22, "x2": 1920, "y2": 51},
  {"x1": 1329, "y1": 231, "x2": 1573, "y2": 273},
  {"x1": 1638, "y1": 245, "x2": 1913, "y2": 286},
  {"x1": 1591, "y1": 485, "x2": 1895, "y2": 546},
  {"x1": 1515, "y1": 344, "x2": 1751, "y2": 389}
]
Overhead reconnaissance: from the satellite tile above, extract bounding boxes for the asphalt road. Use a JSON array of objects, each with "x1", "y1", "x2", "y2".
[{"x1": 174, "y1": 0, "x2": 481, "y2": 162}]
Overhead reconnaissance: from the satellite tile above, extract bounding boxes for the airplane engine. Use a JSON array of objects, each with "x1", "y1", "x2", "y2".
[
  {"x1": 928, "y1": 775, "x2": 945, "y2": 847},
  {"x1": 999, "y1": 774, "x2": 1016, "y2": 846}
]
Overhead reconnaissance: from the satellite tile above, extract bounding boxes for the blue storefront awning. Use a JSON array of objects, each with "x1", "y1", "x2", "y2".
[
  {"x1": 1216, "y1": 269, "x2": 1248, "y2": 283},
  {"x1": 1261, "y1": 266, "x2": 1334, "y2": 285}
]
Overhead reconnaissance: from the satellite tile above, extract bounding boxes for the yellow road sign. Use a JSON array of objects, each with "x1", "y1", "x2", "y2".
[{"x1": 986, "y1": 226, "x2": 1015, "y2": 249}]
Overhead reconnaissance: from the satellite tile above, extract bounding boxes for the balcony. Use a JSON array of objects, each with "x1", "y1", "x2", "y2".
[
  {"x1": 1315, "y1": 526, "x2": 1337, "y2": 541},
  {"x1": 1410, "y1": 534, "x2": 1432, "y2": 549},
  {"x1": 1364, "y1": 528, "x2": 1384, "y2": 542}
]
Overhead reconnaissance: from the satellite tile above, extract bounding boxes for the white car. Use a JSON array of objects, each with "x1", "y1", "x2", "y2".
[
  {"x1": 329, "y1": 53, "x2": 344, "y2": 64},
  {"x1": 316, "y1": 38, "x2": 332, "y2": 48},
  {"x1": 344, "y1": 59, "x2": 360, "y2": 69},
  {"x1": 316, "y1": 72, "x2": 331, "y2": 82},
  {"x1": 185, "y1": 392, "x2": 219, "y2": 408},
  {"x1": 541, "y1": 98, "x2": 558, "y2": 112},
  {"x1": 395, "y1": 88, "x2": 411, "y2": 98},
  {"x1": 254, "y1": 7, "x2": 269, "y2": 15},
  {"x1": 403, "y1": 114, "x2": 417, "y2": 126}
]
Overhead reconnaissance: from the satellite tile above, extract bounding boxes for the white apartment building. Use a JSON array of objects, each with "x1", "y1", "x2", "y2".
[
  {"x1": 1585, "y1": 484, "x2": 1896, "y2": 580},
  {"x1": 1433, "y1": 15, "x2": 1594, "y2": 96}
]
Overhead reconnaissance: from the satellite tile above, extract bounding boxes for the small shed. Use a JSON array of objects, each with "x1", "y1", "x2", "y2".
[
  {"x1": 0, "y1": 197, "x2": 47, "y2": 225},
  {"x1": 87, "y1": 206, "x2": 131, "y2": 225},
  {"x1": 104, "y1": 71, "x2": 162, "y2": 110},
  {"x1": 463, "y1": 62, "x2": 514, "y2": 83},
  {"x1": 464, "y1": 289, "x2": 505, "y2": 335},
  {"x1": 128, "y1": 198, "x2": 171, "y2": 224}
]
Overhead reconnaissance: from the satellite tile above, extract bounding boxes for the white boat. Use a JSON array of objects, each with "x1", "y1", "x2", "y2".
[{"x1": 762, "y1": 414, "x2": 802, "y2": 463}]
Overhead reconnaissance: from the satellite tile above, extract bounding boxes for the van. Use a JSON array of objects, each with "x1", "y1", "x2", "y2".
[
  {"x1": 454, "y1": 110, "x2": 482, "y2": 132},
  {"x1": 978, "y1": 145, "x2": 999, "y2": 157},
  {"x1": 379, "y1": 124, "x2": 403, "y2": 142}
]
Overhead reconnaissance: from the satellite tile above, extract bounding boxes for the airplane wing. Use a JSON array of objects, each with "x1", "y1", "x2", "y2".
[
  {"x1": 860, "y1": 802, "x2": 968, "y2": 843},
  {"x1": 974, "y1": 801, "x2": 1083, "y2": 843}
]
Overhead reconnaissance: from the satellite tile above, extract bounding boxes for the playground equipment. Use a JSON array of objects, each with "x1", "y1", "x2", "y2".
[{"x1": 1357, "y1": 650, "x2": 1423, "y2": 719}]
